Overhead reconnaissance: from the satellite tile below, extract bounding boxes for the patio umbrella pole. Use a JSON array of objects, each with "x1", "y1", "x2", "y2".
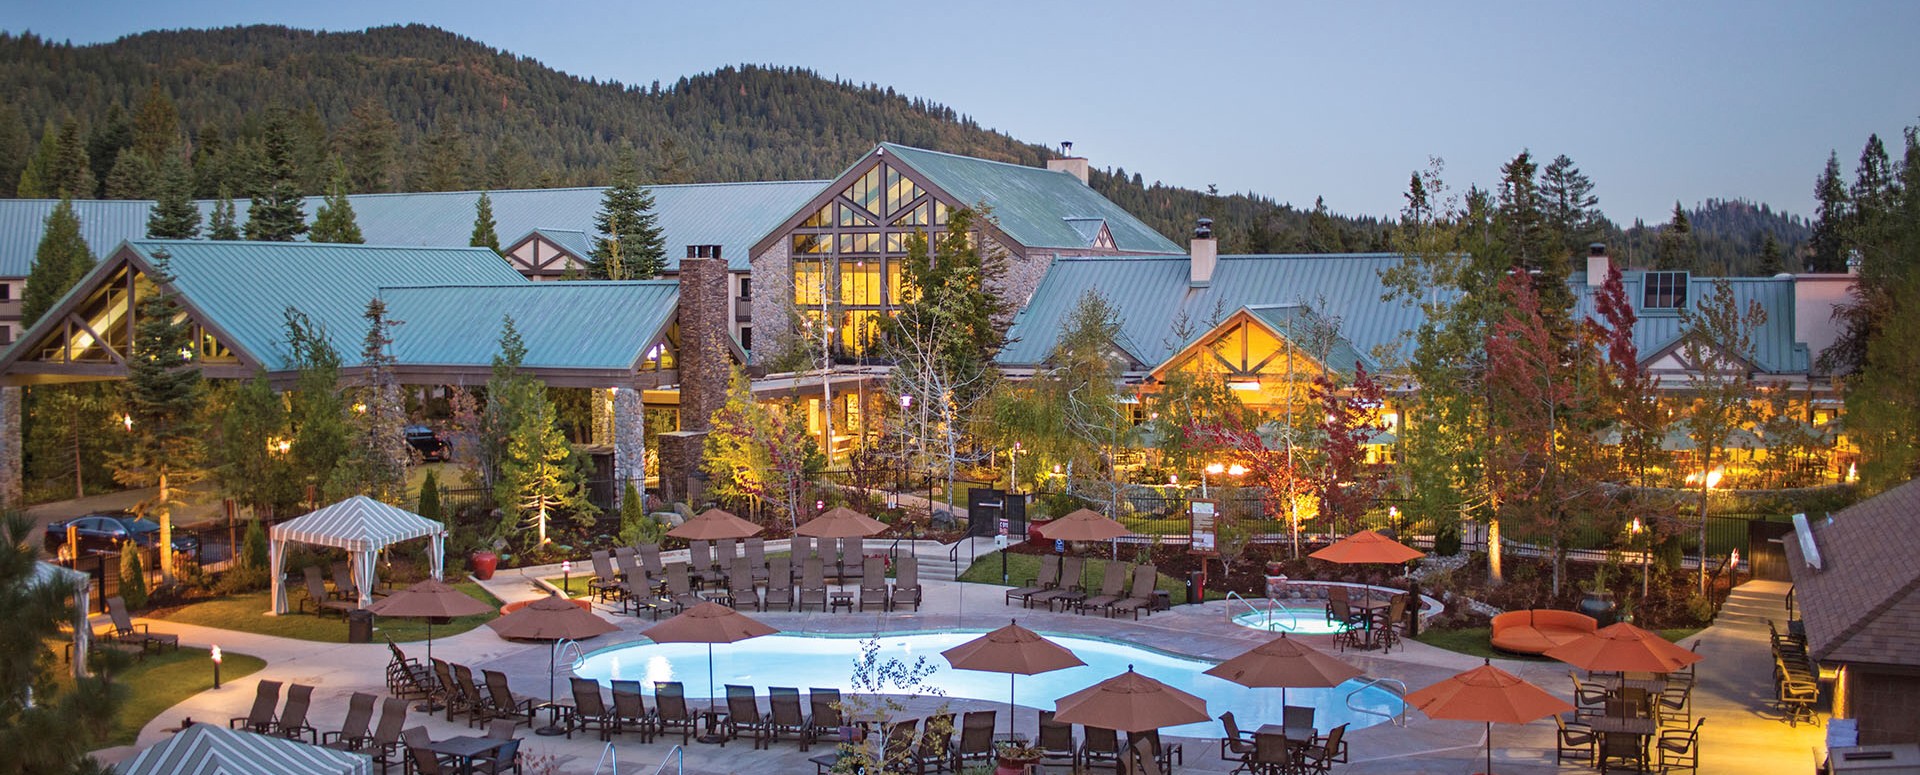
[
  {"x1": 1009, "y1": 673, "x2": 1016, "y2": 739},
  {"x1": 1486, "y1": 721, "x2": 1492, "y2": 775},
  {"x1": 536, "y1": 640, "x2": 567, "y2": 736}
]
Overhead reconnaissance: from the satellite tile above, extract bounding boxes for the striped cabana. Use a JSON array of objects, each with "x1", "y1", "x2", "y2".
[
  {"x1": 32, "y1": 562, "x2": 91, "y2": 678},
  {"x1": 269, "y1": 496, "x2": 446, "y2": 614},
  {"x1": 118, "y1": 722, "x2": 371, "y2": 775}
]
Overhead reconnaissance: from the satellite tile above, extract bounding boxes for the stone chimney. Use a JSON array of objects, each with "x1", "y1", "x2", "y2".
[
  {"x1": 1585, "y1": 242, "x2": 1611, "y2": 287},
  {"x1": 1045, "y1": 140, "x2": 1089, "y2": 185},
  {"x1": 659, "y1": 244, "x2": 730, "y2": 504},
  {"x1": 1190, "y1": 218, "x2": 1218, "y2": 287}
]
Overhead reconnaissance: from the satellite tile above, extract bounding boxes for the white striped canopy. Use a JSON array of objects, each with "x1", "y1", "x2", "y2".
[
  {"x1": 119, "y1": 723, "x2": 371, "y2": 775},
  {"x1": 32, "y1": 562, "x2": 90, "y2": 679},
  {"x1": 270, "y1": 496, "x2": 446, "y2": 613}
]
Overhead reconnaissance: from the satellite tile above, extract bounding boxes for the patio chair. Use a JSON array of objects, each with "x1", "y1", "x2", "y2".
[
  {"x1": 362, "y1": 698, "x2": 409, "y2": 774},
  {"x1": 767, "y1": 686, "x2": 809, "y2": 750},
  {"x1": 1299, "y1": 722, "x2": 1348, "y2": 772},
  {"x1": 807, "y1": 687, "x2": 845, "y2": 745},
  {"x1": 385, "y1": 637, "x2": 436, "y2": 700},
  {"x1": 1037, "y1": 710, "x2": 1077, "y2": 769},
  {"x1": 1570, "y1": 671, "x2": 1610, "y2": 719},
  {"x1": 724, "y1": 684, "x2": 772, "y2": 749},
  {"x1": 272, "y1": 683, "x2": 319, "y2": 743},
  {"x1": 955, "y1": 710, "x2": 995, "y2": 766},
  {"x1": 638, "y1": 543, "x2": 666, "y2": 587},
  {"x1": 1250, "y1": 732, "x2": 1295, "y2": 775},
  {"x1": 912, "y1": 712, "x2": 955, "y2": 774},
  {"x1": 454, "y1": 663, "x2": 490, "y2": 727},
  {"x1": 1218, "y1": 711, "x2": 1256, "y2": 772},
  {"x1": 402, "y1": 726, "x2": 458, "y2": 775},
  {"x1": 792, "y1": 536, "x2": 816, "y2": 567},
  {"x1": 1283, "y1": 705, "x2": 1315, "y2": 735},
  {"x1": 1110, "y1": 564, "x2": 1160, "y2": 620},
  {"x1": 105, "y1": 595, "x2": 179, "y2": 652},
  {"x1": 567, "y1": 677, "x2": 616, "y2": 741},
  {"x1": 1325, "y1": 585, "x2": 1350, "y2": 624},
  {"x1": 859, "y1": 557, "x2": 890, "y2": 612},
  {"x1": 1658, "y1": 681, "x2": 1693, "y2": 729},
  {"x1": 654, "y1": 681, "x2": 697, "y2": 745},
  {"x1": 893, "y1": 555, "x2": 922, "y2": 612},
  {"x1": 765, "y1": 556, "x2": 794, "y2": 611},
  {"x1": 841, "y1": 538, "x2": 866, "y2": 582},
  {"x1": 799, "y1": 557, "x2": 828, "y2": 612},
  {"x1": 1006, "y1": 554, "x2": 1062, "y2": 607},
  {"x1": 483, "y1": 669, "x2": 537, "y2": 728},
  {"x1": 1656, "y1": 717, "x2": 1704, "y2": 773},
  {"x1": 615, "y1": 549, "x2": 648, "y2": 600},
  {"x1": 302, "y1": 566, "x2": 356, "y2": 618},
  {"x1": 610, "y1": 679, "x2": 655, "y2": 743},
  {"x1": 320, "y1": 692, "x2": 376, "y2": 752},
  {"x1": 330, "y1": 561, "x2": 359, "y2": 601},
  {"x1": 1671, "y1": 641, "x2": 1700, "y2": 687},
  {"x1": 718, "y1": 538, "x2": 739, "y2": 569},
  {"x1": 431, "y1": 659, "x2": 473, "y2": 723},
  {"x1": 1079, "y1": 562, "x2": 1129, "y2": 616},
  {"x1": 1080, "y1": 725, "x2": 1122, "y2": 772},
  {"x1": 746, "y1": 537, "x2": 769, "y2": 582},
  {"x1": 729, "y1": 557, "x2": 761, "y2": 610},
  {"x1": 1130, "y1": 736, "x2": 1165, "y2": 775},
  {"x1": 662, "y1": 563, "x2": 703, "y2": 612},
  {"x1": 881, "y1": 719, "x2": 920, "y2": 771},
  {"x1": 586, "y1": 550, "x2": 622, "y2": 602},
  {"x1": 1777, "y1": 665, "x2": 1819, "y2": 727},
  {"x1": 475, "y1": 720, "x2": 524, "y2": 775},
  {"x1": 1554, "y1": 714, "x2": 1596, "y2": 766},
  {"x1": 229, "y1": 679, "x2": 281, "y2": 733},
  {"x1": 1134, "y1": 728, "x2": 1181, "y2": 771},
  {"x1": 689, "y1": 540, "x2": 715, "y2": 578},
  {"x1": 1030, "y1": 556, "x2": 1087, "y2": 610},
  {"x1": 1373, "y1": 595, "x2": 1409, "y2": 652}
]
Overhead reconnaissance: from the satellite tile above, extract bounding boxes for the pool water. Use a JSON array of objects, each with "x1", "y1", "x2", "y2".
[
  {"x1": 574, "y1": 632, "x2": 1403, "y2": 738},
  {"x1": 1231, "y1": 607, "x2": 1352, "y2": 636}
]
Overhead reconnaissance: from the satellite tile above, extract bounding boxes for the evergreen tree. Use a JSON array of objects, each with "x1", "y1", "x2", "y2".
[
  {"x1": 417, "y1": 122, "x2": 468, "y2": 192},
  {"x1": 146, "y1": 154, "x2": 201, "y2": 239},
  {"x1": 49, "y1": 121, "x2": 95, "y2": 199},
  {"x1": 342, "y1": 98, "x2": 397, "y2": 193},
  {"x1": 1494, "y1": 151, "x2": 1571, "y2": 315},
  {"x1": 469, "y1": 190, "x2": 501, "y2": 254},
  {"x1": 0, "y1": 514, "x2": 121, "y2": 774},
  {"x1": 1540, "y1": 154, "x2": 1603, "y2": 257},
  {"x1": 1657, "y1": 202, "x2": 1698, "y2": 271},
  {"x1": 328, "y1": 299, "x2": 409, "y2": 502},
  {"x1": 308, "y1": 159, "x2": 364, "y2": 244},
  {"x1": 20, "y1": 199, "x2": 93, "y2": 328},
  {"x1": 650, "y1": 137, "x2": 693, "y2": 185},
  {"x1": 110, "y1": 250, "x2": 207, "y2": 582},
  {"x1": 488, "y1": 318, "x2": 592, "y2": 544},
  {"x1": 218, "y1": 372, "x2": 297, "y2": 516},
  {"x1": 1758, "y1": 233, "x2": 1785, "y2": 275},
  {"x1": 417, "y1": 468, "x2": 442, "y2": 523},
  {"x1": 244, "y1": 113, "x2": 307, "y2": 242},
  {"x1": 285, "y1": 309, "x2": 349, "y2": 501},
  {"x1": 587, "y1": 150, "x2": 665, "y2": 280},
  {"x1": 208, "y1": 189, "x2": 240, "y2": 240},
  {"x1": 14, "y1": 121, "x2": 55, "y2": 198},
  {"x1": 23, "y1": 384, "x2": 115, "y2": 501},
  {"x1": 117, "y1": 540, "x2": 147, "y2": 609},
  {"x1": 0, "y1": 104, "x2": 28, "y2": 199},
  {"x1": 1849, "y1": 133, "x2": 1900, "y2": 281},
  {"x1": 103, "y1": 149, "x2": 153, "y2": 199},
  {"x1": 1808, "y1": 152, "x2": 1851, "y2": 272},
  {"x1": 131, "y1": 82, "x2": 181, "y2": 162},
  {"x1": 86, "y1": 105, "x2": 132, "y2": 194}
]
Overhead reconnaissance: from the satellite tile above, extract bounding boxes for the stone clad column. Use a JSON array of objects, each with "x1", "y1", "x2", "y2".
[
  {"x1": 659, "y1": 245, "x2": 730, "y2": 505},
  {"x1": 0, "y1": 387, "x2": 20, "y2": 509},
  {"x1": 612, "y1": 386, "x2": 645, "y2": 507}
]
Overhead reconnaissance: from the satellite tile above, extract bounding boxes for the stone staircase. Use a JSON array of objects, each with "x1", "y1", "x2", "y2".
[
  {"x1": 1715, "y1": 582, "x2": 1792, "y2": 629},
  {"x1": 910, "y1": 537, "x2": 994, "y2": 582}
]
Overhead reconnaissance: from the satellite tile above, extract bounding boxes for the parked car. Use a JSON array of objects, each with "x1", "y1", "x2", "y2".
[
  {"x1": 405, "y1": 424, "x2": 450, "y2": 461},
  {"x1": 44, "y1": 511, "x2": 200, "y2": 556}
]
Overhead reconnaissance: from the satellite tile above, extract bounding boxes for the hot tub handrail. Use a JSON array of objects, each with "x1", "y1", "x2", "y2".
[
  {"x1": 1345, "y1": 677, "x2": 1409, "y2": 728},
  {"x1": 1224, "y1": 591, "x2": 1299, "y2": 632}
]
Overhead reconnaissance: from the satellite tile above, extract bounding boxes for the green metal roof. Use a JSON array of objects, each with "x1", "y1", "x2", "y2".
[
  {"x1": 515, "y1": 228, "x2": 596, "y2": 259},
  {"x1": 0, "y1": 199, "x2": 155, "y2": 277},
  {"x1": 1571, "y1": 271, "x2": 1808, "y2": 373},
  {"x1": 121, "y1": 240, "x2": 526, "y2": 369},
  {"x1": 877, "y1": 143, "x2": 1182, "y2": 254},
  {"x1": 1243, "y1": 304, "x2": 1378, "y2": 376},
  {"x1": 379, "y1": 282, "x2": 678, "y2": 371}
]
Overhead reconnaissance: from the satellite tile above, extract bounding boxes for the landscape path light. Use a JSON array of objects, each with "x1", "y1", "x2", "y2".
[{"x1": 211, "y1": 645, "x2": 222, "y2": 689}]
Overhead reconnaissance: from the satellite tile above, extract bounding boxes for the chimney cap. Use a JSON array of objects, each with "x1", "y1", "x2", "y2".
[
  {"x1": 1194, "y1": 218, "x2": 1214, "y2": 239},
  {"x1": 1059, "y1": 141, "x2": 1074, "y2": 156},
  {"x1": 1588, "y1": 242, "x2": 1608, "y2": 256}
]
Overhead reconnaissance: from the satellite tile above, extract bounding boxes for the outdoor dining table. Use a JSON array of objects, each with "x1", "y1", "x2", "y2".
[
  {"x1": 1255, "y1": 723, "x2": 1317, "y2": 749},
  {"x1": 1597, "y1": 672, "x2": 1669, "y2": 694},
  {"x1": 425, "y1": 735, "x2": 512, "y2": 775},
  {"x1": 1588, "y1": 715, "x2": 1658, "y2": 773}
]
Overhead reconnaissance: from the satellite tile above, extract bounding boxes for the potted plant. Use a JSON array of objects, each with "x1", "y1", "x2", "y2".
[
  {"x1": 470, "y1": 539, "x2": 505, "y2": 581},
  {"x1": 994, "y1": 740, "x2": 1044, "y2": 769},
  {"x1": 1577, "y1": 563, "x2": 1617, "y2": 626}
]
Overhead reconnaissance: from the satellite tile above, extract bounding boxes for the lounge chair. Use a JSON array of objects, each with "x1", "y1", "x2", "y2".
[
  {"x1": 792, "y1": 536, "x2": 816, "y2": 568},
  {"x1": 330, "y1": 561, "x2": 359, "y2": 601},
  {"x1": 728, "y1": 557, "x2": 761, "y2": 611},
  {"x1": 567, "y1": 677, "x2": 616, "y2": 741},
  {"x1": 880, "y1": 719, "x2": 919, "y2": 772},
  {"x1": 1037, "y1": 710, "x2": 1076, "y2": 769},
  {"x1": 1078, "y1": 563, "x2": 1128, "y2": 616},
  {"x1": 483, "y1": 669, "x2": 537, "y2": 728},
  {"x1": 717, "y1": 538, "x2": 739, "y2": 569},
  {"x1": 767, "y1": 687, "x2": 809, "y2": 750},
  {"x1": 586, "y1": 550, "x2": 622, "y2": 602},
  {"x1": 1006, "y1": 554, "x2": 1061, "y2": 607},
  {"x1": 610, "y1": 679, "x2": 655, "y2": 743},
  {"x1": 859, "y1": 557, "x2": 890, "y2": 612},
  {"x1": 689, "y1": 541, "x2": 714, "y2": 579},
  {"x1": 302, "y1": 566, "x2": 357, "y2": 618},
  {"x1": 662, "y1": 563, "x2": 703, "y2": 612},
  {"x1": 654, "y1": 681, "x2": 696, "y2": 745},
  {"x1": 840, "y1": 538, "x2": 866, "y2": 582},
  {"x1": 799, "y1": 557, "x2": 828, "y2": 612},
  {"x1": 105, "y1": 595, "x2": 178, "y2": 652},
  {"x1": 638, "y1": 543, "x2": 666, "y2": 588},
  {"x1": 362, "y1": 698, "x2": 409, "y2": 774},
  {"x1": 271, "y1": 683, "x2": 318, "y2": 743},
  {"x1": 402, "y1": 726, "x2": 458, "y2": 775},
  {"x1": 724, "y1": 684, "x2": 772, "y2": 748},
  {"x1": 893, "y1": 555, "x2": 922, "y2": 611},
  {"x1": 320, "y1": 692, "x2": 376, "y2": 752},
  {"x1": 745, "y1": 537, "x2": 768, "y2": 583},
  {"x1": 913, "y1": 712, "x2": 955, "y2": 774},
  {"x1": 453, "y1": 664, "x2": 489, "y2": 727},
  {"x1": 432, "y1": 659, "x2": 472, "y2": 723},
  {"x1": 385, "y1": 638, "x2": 436, "y2": 699},
  {"x1": 1080, "y1": 725, "x2": 1122, "y2": 771},
  {"x1": 807, "y1": 688, "x2": 845, "y2": 745},
  {"x1": 954, "y1": 710, "x2": 995, "y2": 766},
  {"x1": 1029, "y1": 556, "x2": 1086, "y2": 610},
  {"x1": 764, "y1": 556, "x2": 794, "y2": 611},
  {"x1": 1110, "y1": 564, "x2": 1159, "y2": 619},
  {"x1": 229, "y1": 679, "x2": 281, "y2": 733}
]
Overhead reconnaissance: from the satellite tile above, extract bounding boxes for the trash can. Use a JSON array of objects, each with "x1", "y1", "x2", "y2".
[
  {"x1": 347, "y1": 609, "x2": 374, "y2": 644},
  {"x1": 1186, "y1": 571, "x2": 1205, "y2": 605}
]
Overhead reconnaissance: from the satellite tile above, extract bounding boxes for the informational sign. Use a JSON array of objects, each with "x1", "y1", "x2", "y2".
[
  {"x1": 999, "y1": 517, "x2": 1009, "y2": 536},
  {"x1": 1189, "y1": 499, "x2": 1218, "y2": 554}
]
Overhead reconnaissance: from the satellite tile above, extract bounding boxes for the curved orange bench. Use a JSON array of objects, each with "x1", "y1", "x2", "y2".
[{"x1": 1490, "y1": 609, "x2": 1598, "y2": 654}]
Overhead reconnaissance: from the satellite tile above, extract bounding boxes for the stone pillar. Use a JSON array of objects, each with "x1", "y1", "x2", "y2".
[
  {"x1": 611, "y1": 387, "x2": 644, "y2": 508},
  {"x1": 661, "y1": 245, "x2": 730, "y2": 505},
  {"x1": 0, "y1": 387, "x2": 20, "y2": 509}
]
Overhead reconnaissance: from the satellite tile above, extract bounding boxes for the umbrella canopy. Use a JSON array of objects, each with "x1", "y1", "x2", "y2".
[
  {"x1": 120, "y1": 723, "x2": 369, "y2": 775},
  {"x1": 665, "y1": 508, "x2": 763, "y2": 541},
  {"x1": 487, "y1": 593, "x2": 621, "y2": 641},
  {"x1": 1309, "y1": 529, "x2": 1425, "y2": 565},
  {"x1": 1054, "y1": 666, "x2": 1210, "y2": 733},
  {"x1": 1203, "y1": 634, "x2": 1363, "y2": 690},
  {"x1": 1543, "y1": 622, "x2": 1705, "y2": 674},
  {"x1": 1036, "y1": 509, "x2": 1133, "y2": 542},
  {"x1": 794, "y1": 507, "x2": 890, "y2": 538},
  {"x1": 1405, "y1": 660, "x2": 1574, "y2": 775},
  {"x1": 944, "y1": 621, "x2": 1087, "y2": 736},
  {"x1": 365, "y1": 579, "x2": 494, "y2": 619},
  {"x1": 644, "y1": 601, "x2": 779, "y2": 645}
]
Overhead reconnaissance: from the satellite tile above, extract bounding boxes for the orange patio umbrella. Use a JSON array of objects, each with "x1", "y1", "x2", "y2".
[
  {"x1": 795, "y1": 507, "x2": 890, "y2": 538},
  {"x1": 942, "y1": 620, "x2": 1086, "y2": 738},
  {"x1": 1404, "y1": 659, "x2": 1574, "y2": 775},
  {"x1": 1308, "y1": 529, "x2": 1425, "y2": 565},
  {"x1": 1203, "y1": 633, "x2": 1363, "y2": 710},
  {"x1": 1543, "y1": 622, "x2": 1705, "y2": 674},
  {"x1": 643, "y1": 601, "x2": 779, "y2": 714},
  {"x1": 488, "y1": 592, "x2": 621, "y2": 733},
  {"x1": 1053, "y1": 666, "x2": 1210, "y2": 733},
  {"x1": 665, "y1": 508, "x2": 763, "y2": 541}
]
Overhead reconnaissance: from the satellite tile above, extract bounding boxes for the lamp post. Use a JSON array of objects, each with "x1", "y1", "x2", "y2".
[
  {"x1": 211, "y1": 645, "x2": 223, "y2": 689},
  {"x1": 561, "y1": 560, "x2": 572, "y2": 597},
  {"x1": 1203, "y1": 463, "x2": 1223, "y2": 499},
  {"x1": 1629, "y1": 518, "x2": 1649, "y2": 599}
]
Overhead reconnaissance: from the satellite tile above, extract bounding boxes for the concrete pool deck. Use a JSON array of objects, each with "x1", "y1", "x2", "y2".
[{"x1": 91, "y1": 546, "x2": 1823, "y2": 774}]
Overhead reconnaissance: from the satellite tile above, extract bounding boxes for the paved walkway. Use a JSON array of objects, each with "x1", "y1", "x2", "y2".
[{"x1": 89, "y1": 553, "x2": 1825, "y2": 774}]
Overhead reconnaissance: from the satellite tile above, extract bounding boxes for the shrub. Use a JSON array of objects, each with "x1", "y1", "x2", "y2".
[
  {"x1": 1433, "y1": 519, "x2": 1461, "y2": 556},
  {"x1": 617, "y1": 483, "x2": 666, "y2": 546},
  {"x1": 240, "y1": 519, "x2": 269, "y2": 572},
  {"x1": 417, "y1": 469, "x2": 442, "y2": 522},
  {"x1": 118, "y1": 541, "x2": 148, "y2": 609}
]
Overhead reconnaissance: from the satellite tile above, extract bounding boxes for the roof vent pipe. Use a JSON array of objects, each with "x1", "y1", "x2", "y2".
[{"x1": 1190, "y1": 218, "x2": 1217, "y2": 288}]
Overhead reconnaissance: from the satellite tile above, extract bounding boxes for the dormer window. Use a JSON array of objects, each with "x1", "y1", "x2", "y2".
[{"x1": 1644, "y1": 271, "x2": 1689, "y2": 310}]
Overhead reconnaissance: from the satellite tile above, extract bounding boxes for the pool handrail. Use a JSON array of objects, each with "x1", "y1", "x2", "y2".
[
  {"x1": 590, "y1": 741, "x2": 620, "y2": 774},
  {"x1": 1345, "y1": 677, "x2": 1409, "y2": 728},
  {"x1": 1223, "y1": 591, "x2": 1300, "y2": 633},
  {"x1": 644, "y1": 744, "x2": 684, "y2": 775}
]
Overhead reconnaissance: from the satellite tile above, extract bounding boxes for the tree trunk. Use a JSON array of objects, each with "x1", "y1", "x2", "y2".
[
  {"x1": 157, "y1": 470, "x2": 175, "y2": 583},
  {"x1": 1487, "y1": 517, "x2": 1504, "y2": 585},
  {"x1": 1697, "y1": 451, "x2": 1711, "y2": 597},
  {"x1": 70, "y1": 413, "x2": 84, "y2": 500}
]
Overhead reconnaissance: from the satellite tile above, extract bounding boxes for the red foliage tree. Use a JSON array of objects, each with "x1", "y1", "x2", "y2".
[{"x1": 1308, "y1": 363, "x2": 1388, "y2": 535}]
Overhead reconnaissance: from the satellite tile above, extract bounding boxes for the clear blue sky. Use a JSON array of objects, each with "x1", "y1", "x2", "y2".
[{"x1": 6, "y1": 0, "x2": 1918, "y2": 224}]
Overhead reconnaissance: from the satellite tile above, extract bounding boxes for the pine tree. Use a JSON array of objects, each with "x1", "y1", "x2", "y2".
[
  {"x1": 208, "y1": 189, "x2": 240, "y2": 240},
  {"x1": 1540, "y1": 154, "x2": 1604, "y2": 257},
  {"x1": 15, "y1": 121, "x2": 56, "y2": 198},
  {"x1": 244, "y1": 113, "x2": 307, "y2": 242},
  {"x1": 117, "y1": 539, "x2": 147, "y2": 609},
  {"x1": 147, "y1": 154, "x2": 202, "y2": 239},
  {"x1": 418, "y1": 122, "x2": 467, "y2": 192},
  {"x1": 588, "y1": 150, "x2": 665, "y2": 280},
  {"x1": 103, "y1": 149, "x2": 153, "y2": 199},
  {"x1": 218, "y1": 371, "x2": 296, "y2": 516},
  {"x1": 417, "y1": 468, "x2": 442, "y2": 523},
  {"x1": 20, "y1": 198, "x2": 93, "y2": 328},
  {"x1": 0, "y1": 104, "x2": 28, "y2": 198},
  {"x1": 488, "y1": 317, "x2": 592, "y2": 544},
  {"x1": 110, "y1": 250, "x2": 208, "y2": 582},
  {"x1": 131, "y1": 82, "x2": 181, "y2": 162},
  {"x1": 328, "y1": 299, "x2": 408, "y2": 502},
  {"x1": 1758, "y1": 233, "x2": 1785, "y2": 275},
  {"x1": 650, "y1": 137, "x2": 693, "y2": 185},
  {"x1": 470, "y1": 190, "x2": 501, "y2": 254},
  {"x1": 309, "y1": 160, "x2": 364, "y2": 244},
  {"x1": 285, "y1": 309, "x2": 349, "y2": 500},
  {"x1": 1657, "y1": 202, "x2": 1698, "y2": 271},
  {"x1": 86, "y1": 105, "x2": 132, "y2": 192},
  {"x1": 0, "y1": 514, "x2": 122, "y2": 773},
  {"x1": 342, "y1": 99, "x2": 397, "y2": 193},
  {"x1": 1808, "y1": 152, "x2": 1851, "y2": 273},
  {"x1": 49, "y1": 121, "x2": 95, "y2": 199}
]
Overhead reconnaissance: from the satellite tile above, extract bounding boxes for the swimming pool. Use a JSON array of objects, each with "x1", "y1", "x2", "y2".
[{"x1": 574, "y1": 632, "x2": 1403, "y2": 737}]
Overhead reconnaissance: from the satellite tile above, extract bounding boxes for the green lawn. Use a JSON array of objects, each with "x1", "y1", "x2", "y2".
[
  {"x1": 1415, "y1": 625, "x2": 1706, "y2": 660},
  {"x1": 53, "y1": 645, "x2": 267, "y2": 746},
  {"x1": 155, "y1": 581, "x2": 501, "y2": 643},
  {"x1": 959, "y1": 550, "x2": 1214, "y2": 604},
  {"x1": 544, "y1": 574, "x2": 594, "y2": 598}
]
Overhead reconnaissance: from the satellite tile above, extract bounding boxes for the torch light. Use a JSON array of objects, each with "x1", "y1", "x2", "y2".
[{"x1": 211, "y1": 645, "x2": 223, "y2": 689}]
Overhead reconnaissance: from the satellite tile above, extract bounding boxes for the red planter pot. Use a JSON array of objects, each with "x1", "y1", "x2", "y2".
[{"x1": 470, "y1": 551, "x2": 499, "y2": 580}]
